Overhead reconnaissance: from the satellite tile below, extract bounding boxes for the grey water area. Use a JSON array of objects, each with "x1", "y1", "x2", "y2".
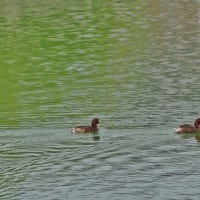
[
  {"x1": 1, "y1": 127, "x2": 200, "y2": 200},
  {"x1": 1, "y1": 1, "x2": 200, "y2": 200}
]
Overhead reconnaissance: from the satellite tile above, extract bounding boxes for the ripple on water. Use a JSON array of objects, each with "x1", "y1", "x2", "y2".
[{"x1": 1, "y1": 128, "x2": 200, "y2": 199}]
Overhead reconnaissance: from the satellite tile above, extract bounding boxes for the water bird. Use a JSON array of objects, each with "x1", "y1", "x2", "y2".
[
  {"x1": 175, "y1": 118, "x2": 200, "y2": 134},
  {"x1": 72, "y1": 118, "x2": 99, "y2": 133}
]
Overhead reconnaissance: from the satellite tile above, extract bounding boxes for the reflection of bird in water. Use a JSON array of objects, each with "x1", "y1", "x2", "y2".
[
  {"x1": 92, "y1": 133, "x2": 100, "y2": 141},
  {"x1": 195, "y1": 132, "x2": 200, "y2": 142},
  {"x1": 175, "y1": 118, "x2": 200, "y2": 134},
  {"x1": 72, "y1": 118, "x2": 99, "y2": 133}
]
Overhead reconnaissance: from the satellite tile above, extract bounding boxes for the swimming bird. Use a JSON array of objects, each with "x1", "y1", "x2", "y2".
[
  {"x1": 175, "y1": 118, "x2": 200, "y2": 134},
  {"x1": 72, "y1": 118, "x2": 99, "y2": 133}
]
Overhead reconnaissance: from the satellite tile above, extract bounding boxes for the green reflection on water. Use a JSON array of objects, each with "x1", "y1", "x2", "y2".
[{"x1": 0, "y1": 0, "x2": 148, "y2": 127}]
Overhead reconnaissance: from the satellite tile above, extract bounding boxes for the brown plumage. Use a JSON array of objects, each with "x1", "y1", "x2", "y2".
[
  {"x1": 175, "y1": 118, "x2": 200, "y2": 134},
  {"x1": 72, "y1": 118, "x2": 99, "y2": 133}
]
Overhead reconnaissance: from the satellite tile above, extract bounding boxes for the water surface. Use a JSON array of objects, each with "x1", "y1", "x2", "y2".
[{"x1": 1, "y1": 1, "x2": 200, "y2": 199}]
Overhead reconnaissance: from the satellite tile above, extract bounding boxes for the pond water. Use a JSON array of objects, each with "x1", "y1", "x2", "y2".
[{"x1": 1, "y1": 1, "x2": 200, "y2": 199}]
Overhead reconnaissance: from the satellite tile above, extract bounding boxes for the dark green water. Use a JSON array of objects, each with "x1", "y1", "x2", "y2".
[{"x1": 1, "y1": 1, "x2": 200, "y2": 199}]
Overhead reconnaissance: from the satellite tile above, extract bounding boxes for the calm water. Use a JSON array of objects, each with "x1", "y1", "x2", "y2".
[{"x1": 1, "y1": 1, "x2": 200, "y2": 199}]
